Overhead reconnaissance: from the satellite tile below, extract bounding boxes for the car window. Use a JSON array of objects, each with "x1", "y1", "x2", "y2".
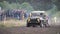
[{"x1": 31, "y1": 13, "x2": 40, "y2": 17}]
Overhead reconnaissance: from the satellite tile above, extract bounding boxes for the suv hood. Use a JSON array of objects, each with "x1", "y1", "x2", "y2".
[
  {"x1": 30, "y1": 16, "x2": 40, "y2": 19},
  {"x1": 30, "y1": 16, "x2": 44, "y2": 20}
]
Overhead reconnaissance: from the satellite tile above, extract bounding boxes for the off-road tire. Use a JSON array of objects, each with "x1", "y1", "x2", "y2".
[{"x1": 27, "y1": 23, "x2": 30, "y2": 27}]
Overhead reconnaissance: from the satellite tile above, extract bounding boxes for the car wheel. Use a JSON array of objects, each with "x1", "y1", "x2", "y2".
[{"x1": 27, "y1": 23, "x2": 30, "y2": 27}]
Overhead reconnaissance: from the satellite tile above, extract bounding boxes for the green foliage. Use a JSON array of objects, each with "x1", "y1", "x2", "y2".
[
  {"x1": 0, "y1": 1, "x2": 11, "y2": 9},
  {"x1": 0, "y1": 1, "x2": 6, "y2": 9},
  {"x1": 20, "y1": 2, "x2": 34, "y2": 12},
  {"x1": 8, "y1": 3, "x2": 20, "y2": 9},
  {"x1": 47, "y1": 5, "x2": 58, "y2": 17},
  {"x1": 52, "y1": 11, "x2": 60, "y2": 17},
  {"x1": 51, "y1": 0, "x2": 57, "y2": 2},
  {"x1": 0, "y1": 1, "x2": 34, "y2": 12}
]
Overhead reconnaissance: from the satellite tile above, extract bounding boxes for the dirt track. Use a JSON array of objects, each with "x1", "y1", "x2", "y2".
[
  {"x1": 0, "y1": 26, "x2": 60, "y2": 34},
  {"x1": 0, "y1": 19, "x2": 60, "y2": 34}
]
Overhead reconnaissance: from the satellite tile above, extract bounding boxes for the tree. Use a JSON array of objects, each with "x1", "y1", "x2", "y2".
[
  {"x1": 47, "y1": 4, "x2": 58, "y2": 17},
  {"x1": 51, "y1": 0, "x2": 60, "y2": 11},
  {"x1": 20, "y1": 2, "x2": 34, "y2": 13},
  {"x1": 0, "y1": 1, "x2": 10, "y2": 9}
]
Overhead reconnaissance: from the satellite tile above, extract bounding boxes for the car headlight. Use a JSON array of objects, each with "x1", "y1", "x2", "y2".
[
  {"x1": 37, "y1": 19, "x2": 40, "y2": 22},
  {"x1": 27, "y1": 18, "x2": 30, "y2": 22}
]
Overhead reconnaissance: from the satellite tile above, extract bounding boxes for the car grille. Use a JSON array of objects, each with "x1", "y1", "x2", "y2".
[{"x1": 30, "y1": 19, "x2": 37, "y2": 23}]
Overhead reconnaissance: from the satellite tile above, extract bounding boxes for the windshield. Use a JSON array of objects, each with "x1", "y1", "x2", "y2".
[
  {"x1": 31, "y1": 13, "x2": 40, "y2": 17},
  {"x1": 30, "y1": 13, "x2": 45, "y2": 17}
]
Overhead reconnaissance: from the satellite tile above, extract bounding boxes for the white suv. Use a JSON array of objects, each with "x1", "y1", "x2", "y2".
[{"x1": 27, "y1": 11, "x2": 49, "y2": 27}]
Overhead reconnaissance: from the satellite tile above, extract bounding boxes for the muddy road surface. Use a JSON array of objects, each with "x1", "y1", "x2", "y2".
[
  {"x1": 0, "y1": 26, "x2": 60, "y2": 34},
  {"x1": 0, "y1": 19, "x2": 60, "y2": 34}
]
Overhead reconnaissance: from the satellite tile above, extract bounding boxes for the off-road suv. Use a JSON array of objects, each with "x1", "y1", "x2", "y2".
[{"x1": 27, "y1": 11, "x2": 49, "y2": 27}]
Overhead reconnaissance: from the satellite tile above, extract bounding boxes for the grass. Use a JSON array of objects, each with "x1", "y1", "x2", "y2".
[{"x1": 0, "y1": 19, "x2": 26, "y2": 28}]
